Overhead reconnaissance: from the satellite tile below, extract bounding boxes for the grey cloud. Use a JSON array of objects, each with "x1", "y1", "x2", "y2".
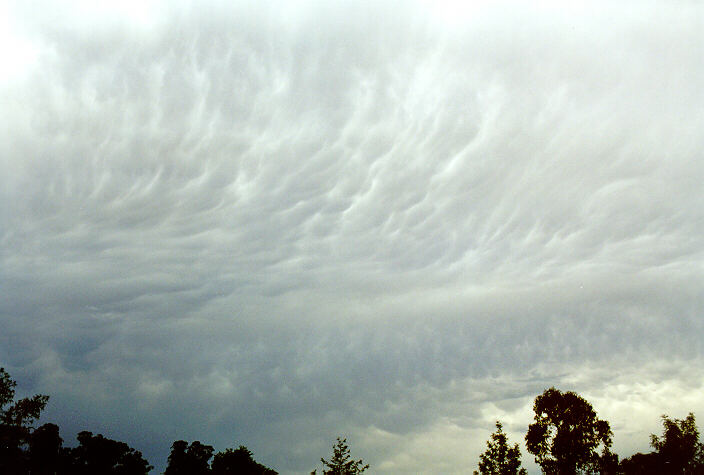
[{"x1": 2, "y1": 1, "x2": 704, "y2": 473}]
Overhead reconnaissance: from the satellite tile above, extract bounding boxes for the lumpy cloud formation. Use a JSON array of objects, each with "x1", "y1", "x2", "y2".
[{"x1": 1, "y1": 1, "x2": 703, "y2": 472}]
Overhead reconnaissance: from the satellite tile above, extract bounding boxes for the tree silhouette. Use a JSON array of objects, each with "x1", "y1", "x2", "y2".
[
  {"x1": 475, "y1": 421, "x2": 526, "y2": 475},
  {"x1": 619, "y1": 451, "x2": 663, "y2": 475},
  {"x1": 620, "y1": 413, "x2": 704, "y2": 474},
  {"x1": 65, "y1": 430, "x2": 153, "y2": 474},
  {"x1": 650, "y1": 413, "x2": 704, "y2": 474},
  {"x1": 525, "y1": 387, "x2": 613, "y2": 475},
  {"x1": 0, "y1": 367, "x2": 49, "y2": 474},
  {"x1": 211, "y1": 445, "x2": 277, "y2": 474},
  {"x1": 27, "y1": 423, "x2": 66, "y2": 474},
  {"x1": 165, "y1": 440, "x2": 214, "y2": 475},
  {"x1": 316, "y1": 437, "x2": 369, "y2": 474}
]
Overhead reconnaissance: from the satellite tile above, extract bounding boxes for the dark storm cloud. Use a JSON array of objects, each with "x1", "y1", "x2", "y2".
[{"x1": 1, "y1": 1, "x2": 704, "y2": 472}]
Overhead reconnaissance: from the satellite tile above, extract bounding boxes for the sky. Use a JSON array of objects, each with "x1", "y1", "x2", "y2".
[{"x1": 1, "y1": 0, "x2": 703, "y2": 473}]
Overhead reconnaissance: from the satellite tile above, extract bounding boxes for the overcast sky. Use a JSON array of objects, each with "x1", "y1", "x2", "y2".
[{"x1": 1, "y1": 0, "x2": 703, "y2": 473}]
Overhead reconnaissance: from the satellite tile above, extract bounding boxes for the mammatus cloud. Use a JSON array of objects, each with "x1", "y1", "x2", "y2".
[{"x1": 1, "y1": 1, "x2": 703, "y2": 472}]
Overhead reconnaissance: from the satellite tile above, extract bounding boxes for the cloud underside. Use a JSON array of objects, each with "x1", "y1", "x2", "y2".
[{"x1": 1, "y1": 1, "x2": 703, "y2": 473}]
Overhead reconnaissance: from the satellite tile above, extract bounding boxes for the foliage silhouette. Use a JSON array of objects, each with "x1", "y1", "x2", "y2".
[
  {"x1": 314, "y1": 437, "x2": 369, "y2": 474},
  {"x1": 594, "y1": 445, "x2": 619, "y2": 474},
  {"x1": 0, "y1": 367, "x2": 49, "y2": 474},
  {"x1": 65, "y1": 430, "x2": 153, "y2": 474},
  {"x1": 165, "y1": 440, "x2": 214, "y2": 475},
  {"x1": 620, "y1": 413, "x2": 704, "y2": 474},
  {"x1": 9, "y1": 365, "x2": 704, "y2": 475},
  {"x1": 27, "y1": 423, "x2": 65, "y2": 474},
  {"x1": 619, "y1": 451, "x2": 663, "y2": 474},
  {"x1": 211, "y1": 445, "x2": 277, "y2": 474},
  {"x1": 525, "y1": 387, "x2": 613, "y2": 475},
  {"x1": 474, "y1": 421, "x2": 526, "y2": 475},
  {"x1": 650, "y1": 413, "x2": 704, "y2": 474}
]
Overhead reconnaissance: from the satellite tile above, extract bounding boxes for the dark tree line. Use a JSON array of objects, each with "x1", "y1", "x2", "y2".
[
  {"x1": 0, "y1": 367, "x2": 276, "y2": 474},
  {"x1": 5, "y1": 367, "x2": 704, "y2": 474},
  {"x1": 1, "y1": 364, "x2": 154, "y2": 474}
]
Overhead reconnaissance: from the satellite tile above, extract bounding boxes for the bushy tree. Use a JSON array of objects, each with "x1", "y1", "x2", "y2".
[
  {"x1": 620, "y1": 413, "x2": 704, "y2": 475},
  {"x1": 650, "y1": 413, "x2": 704, "y2": 474},
  {"x1": 525, "y1": 387, "x2": 613, "y2": 475},
  {"x1": 212, "y1": 445, "x2": 277, "y2": 474},
  {"x1": 165, "y1": 440, "x2": 214, "y2": 475},
  {"x1": 27, "y1": 423, "x2": 66, "y2": 475},
  {"x1": 316, "y1": 437, "x2": 369, "y2": 475},
  {"x1": 475, "y1": 421, "x2": 526, "y2": 475},
  {"x1": 66, "y1": 431, "x2": 153, "y2": 474},
  {"x1": 0, "y1": 367, "x2": 49, "y2": 473},
  {"x1": 619, "y1": 451, "x2": 663, "y2": 474}
]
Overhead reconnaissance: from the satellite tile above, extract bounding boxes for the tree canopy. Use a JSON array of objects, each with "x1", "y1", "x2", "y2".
[
  {"x1": 620, "y1": 413, "x2": 704, "y2": 474},
  {"x1": 316, "y1": 437, "x2": 369, "y2": 475},
  {"x1": 475, "y1": 421, "x2": 527, "y2": 475},
  {"x1": 65, "y1": 431, "x2": 153, "y2": 475},
  {"x1": 525, "y1": 387, "x2": 613, "y2": 475},
  {"x1": 165, "y1": 440, "x2": 215, "y2": 475},
  {"x1": 27, "y1": 423, "x2": 64, "y2": 475},
  {"x1": 651, "y1": 412, "x2": 704, "y2": 472},
  {"x1": 0, "y1": 367, "x2": 50, "y2": 474},
  {"x1": 211, "y1": 445, "x2": 277, "y2": 474}
]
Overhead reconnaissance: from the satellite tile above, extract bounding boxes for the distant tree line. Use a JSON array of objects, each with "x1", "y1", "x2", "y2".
[
  {"x1": 1, "y1": 367, "x2": 279, "y2": 474},
  {"x1": 3, "y1": 367, "x2": 704, "y2": 474}
]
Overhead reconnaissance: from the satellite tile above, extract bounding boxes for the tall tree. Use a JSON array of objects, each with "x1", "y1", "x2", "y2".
[
  {"x1": 211, "y1": 445, "x2": 277, "y2": 474},
  {"x1": 316, "y1": 437, "x2": 369, "y2": 475},
  {"x1": 650, "y1": 412, "x2": 704, "y2": 474},
  {"x1": 475, "y1": 421, "x2": 527, "y2": 475},
  {"x1": 0, "y1": 367, "x2": 49, "y2": 474},
  {"x1": 525, "y1": 387, "x2": 613, "y2": 475}
]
